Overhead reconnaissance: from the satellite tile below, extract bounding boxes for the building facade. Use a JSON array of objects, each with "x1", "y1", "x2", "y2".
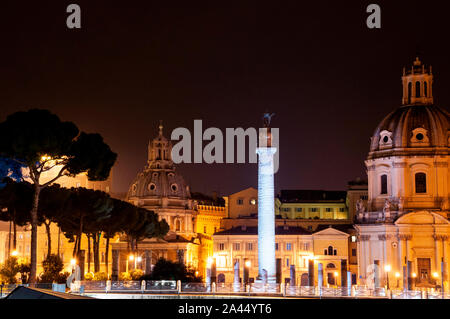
[
  {"x1": 355, "y1": 57, "x2": 450, "y2": 290},
  {"x1": 212, "y1": 225, "x2": 353, "y2": 285}
]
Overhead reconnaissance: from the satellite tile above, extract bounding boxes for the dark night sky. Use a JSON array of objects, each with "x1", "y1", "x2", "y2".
[{"x1": 1, "y1": 1, "x2": 450, "y2": 196}]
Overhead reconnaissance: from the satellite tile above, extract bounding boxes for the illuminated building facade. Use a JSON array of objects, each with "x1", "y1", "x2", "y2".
[
  {"x1": 212, "y1": 225, "x2": 353, "y2": 285},
  {"x1": 355, "y1": 57, "x2": 450, "y2": 290}
]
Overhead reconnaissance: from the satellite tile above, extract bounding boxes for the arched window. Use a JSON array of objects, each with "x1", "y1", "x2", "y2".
[
  {"x1": 416, "y1": 81, "x2": 421, "y2": 98},
  {"x1": 415, "y1": 172, "x2": 427, "y2": 193},
  {"x1": 424, "y1": 81, "x2": 428, "y2": 97},
  {"x1": 175, "y1": 219, "x2": 181, "y2": 232},
  {"x1": 408, "y1": 82, "x2": 412, "y2": 104},
  {"x1": 380, "y1": 174, "x2": 388, "y2": 195},
  {"x1": 328, "y1": 246, "x2": 333, "y2": 256},
  {"x1": 326, "y1": 263, "x2": 336, "y2": 269}
]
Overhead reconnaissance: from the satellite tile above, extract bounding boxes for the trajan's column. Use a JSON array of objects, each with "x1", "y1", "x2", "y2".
[{"x1": 256, "y1": 113, "x2": 277, "y2": 284}]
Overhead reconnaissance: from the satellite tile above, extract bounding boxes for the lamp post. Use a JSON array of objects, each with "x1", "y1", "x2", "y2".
[
  {"x1": 395, "y1": 272, "x2": 400, "y2": 289},
  {"x1": 244, "y1": 260, "x2": 251, "y2": 285},
  {"x1": 384, "y1": 265, "x2": 391, "y2": 290},
  {"x1": 126, "y1": 254, "x2": 134, "y2": 274}
]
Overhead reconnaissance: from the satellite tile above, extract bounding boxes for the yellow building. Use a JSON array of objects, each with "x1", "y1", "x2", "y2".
[
  {"x1": 212, "y1": 225, "x2": 353, "y2": 285},
  {"x1": 0, "y1": 170, "x2": 113, "y2": 278}
]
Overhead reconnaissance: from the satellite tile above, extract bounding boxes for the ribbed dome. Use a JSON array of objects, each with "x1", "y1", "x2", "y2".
[
  {"x1": 368, "y1": 104, "x2": 450, "y2": 159},
  {"x1": 128, "y1": 168, "x2": 191, "y2": 199}
]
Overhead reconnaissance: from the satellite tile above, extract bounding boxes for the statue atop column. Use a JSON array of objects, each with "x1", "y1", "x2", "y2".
[
  {"x1": 263, "y1": 112, "x2": 275, "y2": 128},
  {"x1": 260, "y1": 112, "x2": 275, "y2": 148}
]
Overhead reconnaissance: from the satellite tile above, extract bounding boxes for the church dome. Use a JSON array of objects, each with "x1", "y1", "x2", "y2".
[
  {"x1": 127, "y1": 123, "x2": 191, "y2": 201},
  {"x1": 368, "y1": 58, "x2": 450, "y2": 160}
]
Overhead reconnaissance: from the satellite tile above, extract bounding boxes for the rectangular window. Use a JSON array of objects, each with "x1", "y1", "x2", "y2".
[
  {"x1": 204, "y1": 226, "x2": 207, "y2": 233},
  {"x1": 380, "y1": 175, "x2": 388, "y2": 195},
  {"x1": 286, "y1": 243, "x2": 292, "y2": 251},
  {"x1": 218, "y1": 243, "x2": 225, "y2": 251},
  {"x1": 309, "y1": 208, "x2": 318, "y2": 212},
  {"x1": 303, "y1": 242, "x2": 309, "y2": 251},
  {"x1": 283, "y1": 208, "x2": 291, "y2": 212},
  {"x1": 286, "y1": 258, "x2": 290, "y2": 267},
  {"x1": 237, "y1": 198, "x2": 244, "y2": 205},
  {"x1": 233, "y1": 243, "x2": 241, "y2": 251},
  {"x1": 339, "y1": 208, "x2": 345, "y2": 212},
  {"x1": 275, "y1": 243, "x2": 279, "y2": 251},
  {"x1": 247, "y1": 243, "x2": 253, "y2": 251},
  {"x1": 325, "y1": 208, "x2": 333, "y2": 212},
  {"x1": 352, "y1": 249, "x2": 357, "y2": 257},
  {"x1": 296, "y1": 208, "x2": 303, "y2": 212}
]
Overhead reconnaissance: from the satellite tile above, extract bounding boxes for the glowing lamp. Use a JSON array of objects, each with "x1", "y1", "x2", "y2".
[
  {"x1": 70, "y1": 259, "x2": 76, "y2": 266},
  {"x1": 129, "y1": 254, "x2": 134, "y2": 261},
  {"x1": 136, "y1": 256, "x2": 142, "y2": 262},
  {"x1": 433, "y1": 272, "x2": 439, "y2": 278},
  {"x1": 334, "y1": 271, "x2": 338, "y2": 277},
  {"x1": 384, "y1": 265, "x2": 391, "y2": 272},
  {"x1": 395, "y1": 272, "x2": 400, "y2": 278},
  {"x1": 245, "y1": 260, "x2": 251, "y2": 268},
  {"x1": 412, "y1": 272, "x2": 417, "y2": 278},
  {"x1": 11, "y1": 250, "x2": 18, "y2": 257}
]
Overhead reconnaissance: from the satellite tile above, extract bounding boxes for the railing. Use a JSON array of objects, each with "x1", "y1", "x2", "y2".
[
  {"x1": 391, "y1": 289, "x2": 423, "y2": 299},
  {"x1": 2, "y1": 281, "x2": 450, "y2": 299}
]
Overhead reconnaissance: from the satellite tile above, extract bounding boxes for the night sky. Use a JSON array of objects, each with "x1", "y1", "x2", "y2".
[{"x1": 1, "y1": 1, "x2": 449, "y2": 196}]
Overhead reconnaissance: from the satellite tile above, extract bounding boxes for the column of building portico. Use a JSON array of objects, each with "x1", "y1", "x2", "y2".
[
  {"x1": 433, "y1": 234, "x2": 441, "y2": 279},
  {"x1": 402, "y1": 234, "x2": 412, "y2": 289},
  {"x1": 397, "y1": 234, "x2": 412, "y2": 289},
  {"x1": 443, "y1": 236, "x2": 449, "y2": 291},
  {"x1": 397, "y1": 235, "x2": 403, "y2": 288},
  {"x1": 357, "y1": 235, "x2": 371, "y2": 284},
  {"x1": 378, "y1": 234, "x2": 388, "y2": 287},
  {"x1": 357, "y1": 236, "x2": 363, "y2": 284}
]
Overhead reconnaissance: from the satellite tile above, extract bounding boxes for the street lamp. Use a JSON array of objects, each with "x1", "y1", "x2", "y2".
[
  {"x1": 384, "y1": 265, "x2": 391, "y2": 290},
  {"x1": 395, "y1": 272, "x2": 400, "y2": 288},
  {"x1": 126, "y1": 254, "x2": 134, "y2": 273},
  {"x1": 244, "y1": 260, "x2": 251, "y2": 285},
  {"x1": 11, "y1": 250, "x2": 18, "y2": 257}
]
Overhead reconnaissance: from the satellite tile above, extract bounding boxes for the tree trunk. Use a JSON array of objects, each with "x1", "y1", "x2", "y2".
[
  {"x1": 29, "y1": 185, "x2": 41, "y2": 284},
  {"x1": 94, "y1": 233, "x2": 100, "y2": 273},
  {"x1": 77, "y1": 216, "x2": 83, "y2": 255},
  {"x1": 8, "y1": 220, "x2": 11, "y2": 257},
  {"x1": 13, "y1": 209, "x2": 17, "y2": 251},
  {"x1": 87, "y1": 234, "x2": 91, "y2": 273},
  {"x1": 73, "y1": 235, "x2": 78, "y2": 258},
  {"x1": 105, "y1": 236, "x2": 110, "y2": 277},
  {"x1": 44, "y1": 221, "x2": 51, "y2": 257},
  {"x1": 57, "y1": 227, "x2": 61, "y2": 257}
]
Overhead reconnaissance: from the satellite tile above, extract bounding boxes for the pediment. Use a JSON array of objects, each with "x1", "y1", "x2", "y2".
[{"x1": 395, "y1": 211, "x2": 450, "y2": 225}]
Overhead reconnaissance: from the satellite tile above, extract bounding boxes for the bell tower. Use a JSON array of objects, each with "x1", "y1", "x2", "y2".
[
  {"x1": 401, "y1": 57, "x2": 433, "y2": 106},
  {"x1": 147, "y1": 121, "x2": 173, "y2": 169}
]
